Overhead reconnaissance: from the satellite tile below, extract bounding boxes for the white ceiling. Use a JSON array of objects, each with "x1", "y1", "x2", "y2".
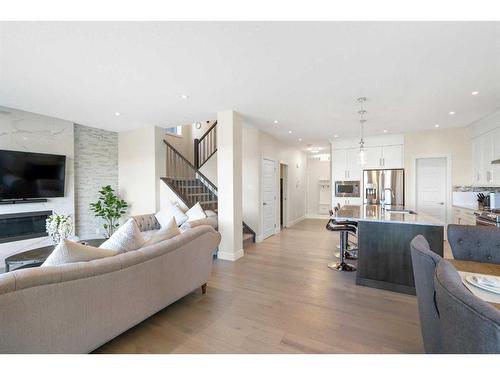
[{"x1": 1, "y1": 21, "x2": 500, "y2": 148}]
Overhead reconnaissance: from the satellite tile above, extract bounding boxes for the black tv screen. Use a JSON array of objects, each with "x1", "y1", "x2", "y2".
[{"x1": 0, "y1": 150, "x2": 66, "y2": 200}]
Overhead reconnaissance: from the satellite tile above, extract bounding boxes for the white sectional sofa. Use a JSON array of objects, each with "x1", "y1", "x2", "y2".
[{"x1": 0, "y1": 217, "x2": 220, "y2": 353}]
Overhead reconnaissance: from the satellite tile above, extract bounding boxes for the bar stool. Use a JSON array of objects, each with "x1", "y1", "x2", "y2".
[
  {"x1": 325, "y1": 219, "x2": 357, "y2": 271},
  {"x1": 329, "y1": 208, "x2": 358, "y2": 260}
]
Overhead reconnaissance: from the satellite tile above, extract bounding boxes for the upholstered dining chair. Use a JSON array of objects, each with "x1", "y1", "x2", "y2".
[
  {"x1": 410, "y1": 235, "x2": 443, "y2": 354},
  {"x1": 434, "y1": 259, "x2": 500, "y2": 353},
  {"x1": 448, "y1": 224, "x2": 500, "y2": 264}
]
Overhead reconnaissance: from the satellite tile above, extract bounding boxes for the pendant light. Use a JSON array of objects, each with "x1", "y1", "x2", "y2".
[{"x1": 357, "y1": 97, "x2": 367, "y2": 166}]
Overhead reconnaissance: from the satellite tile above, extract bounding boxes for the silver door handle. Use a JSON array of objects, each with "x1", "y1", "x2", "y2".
[
  {"x1": 263, "y1": 203, "x2": 267, "y2": 206},
  {"x1": 439, "y1": 202, "x2": 444, "y2": 205}
]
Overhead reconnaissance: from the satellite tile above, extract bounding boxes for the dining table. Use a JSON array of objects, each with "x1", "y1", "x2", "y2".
[{"x1": 449, "y1": 259, "x2": 500, "y2": 309}]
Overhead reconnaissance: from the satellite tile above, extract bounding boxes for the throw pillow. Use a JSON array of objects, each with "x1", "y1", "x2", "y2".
[
  {"x1": 42, "y1": 240, "x2": 118, "y2": 267},
  {"x1": 155, "y1": 201, "x2": 188, "y2": 227},
  {"x1": 186, "y1": 202, "x2": 207, "y2": 222},
  {"x1": 99, "y1": 218, "x2": 144, "y2": 253},
  {"x1": 180, "y1": 216, "x2": 218, "y2": 230},
  {"x1": 143, "y1": 216, "x2": 181, "y2": 246}
]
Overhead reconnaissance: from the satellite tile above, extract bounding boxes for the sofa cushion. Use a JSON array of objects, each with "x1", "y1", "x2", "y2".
[
  {"x1": 99, "y1": 218, "x2": 144, "y2": 253},
  {"x1": 186, "y1": 202, "x2": 207, "y2": 222},
  {"x1": 180, "y1": 216, "x2": 218, "y2": 230},
  {"x1": 42, "y1": 240, "x2": 118, "y2": 267},
  {"x1": 143, "y1": 217, "x2": 181, "y2": 246},
  {"x1": 156, "y1": 201, "x2": 188, "y2": 227}
]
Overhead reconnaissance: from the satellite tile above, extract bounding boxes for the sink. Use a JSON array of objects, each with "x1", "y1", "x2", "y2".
[{"x1": 385, "y1": 208, "x2": 417, "y2": 214}]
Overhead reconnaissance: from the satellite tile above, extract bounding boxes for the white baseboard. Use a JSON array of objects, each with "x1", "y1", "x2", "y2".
[
  {"x1": 305, "y1": 214, "x2": 330, "y2": 219},
  {"x1": 256, "y1": 235, "x2": 264, "y2": 242},
  {"x1": 217, "y1": 248, "x2": 244, "y2": 261},
  {"x1": 287, "y1": 215, "x2": 306, "y2": 227}
]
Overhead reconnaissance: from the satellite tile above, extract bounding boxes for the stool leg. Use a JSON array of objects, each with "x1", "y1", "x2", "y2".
[{"x1": 328, "y1": 230, "x2": 357, "y2": 271}]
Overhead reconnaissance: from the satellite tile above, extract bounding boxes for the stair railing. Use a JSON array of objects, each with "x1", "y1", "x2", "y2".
[{"x1": 194, "y1": 121, "x2": 217, "y2": 169}]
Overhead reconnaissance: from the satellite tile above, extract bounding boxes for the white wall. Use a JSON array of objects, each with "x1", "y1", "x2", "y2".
[
  {"x1": 118, "y1": 126, "x2": 158, "y2": 216},
  {"x1": 241, "y1": 126, "x2": 308, "y2": 240},
  {"x1": 0, "y1": 106, "x2": 75, "y2": 266},
  {"x1": 404, "y1": 127, "x2": 472, "y2": 215}
]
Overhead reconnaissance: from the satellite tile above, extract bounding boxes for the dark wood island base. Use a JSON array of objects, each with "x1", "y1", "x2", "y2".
[{"x1": 355, "y1": 221, "x2": 444, "y2": 295}]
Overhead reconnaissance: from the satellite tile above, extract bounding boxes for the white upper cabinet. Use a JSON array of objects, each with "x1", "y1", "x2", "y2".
[
  {"x1": 381, "y1": 145, "x2": 404, "y2": 169},
  {"x1": 332, "y1": 148, "x2": 347, "y2": 181},
  {"x1": 363, "y1": 146, "x2": 383, "y2": 169},
  {"x1": 471, "y1": 129, "x2": 499, "y2": 185},
  {"x1": 346, "y1": 148, "x2": 362, "y2": 179},
  {"x1": 472, "y1": 136, "x2": 483, "y2": 184},
  {"x1": 362, "y1": 145, "x2": 403, "y2": 169}
]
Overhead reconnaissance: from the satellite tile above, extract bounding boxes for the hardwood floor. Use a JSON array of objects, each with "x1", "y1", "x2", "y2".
[{"x1": 95, "y1": 219, "x2": 426, "y2": 354}]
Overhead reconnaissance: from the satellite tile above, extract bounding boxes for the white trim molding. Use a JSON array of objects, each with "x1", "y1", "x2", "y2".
[
  {"x1": 217, "y1": 248, "x2": 244, "y2": 262},
  {"x1": 287, "y1": 215, "x2": 306, "y2": 227}
]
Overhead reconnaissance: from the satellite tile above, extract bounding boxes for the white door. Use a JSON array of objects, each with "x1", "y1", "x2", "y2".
[
  {"x1": 416, "y1": 157, "x2": 447, "y2": 222},
  {"x1": 262, "y1": 158, "x2": 277, "y2": 239}
]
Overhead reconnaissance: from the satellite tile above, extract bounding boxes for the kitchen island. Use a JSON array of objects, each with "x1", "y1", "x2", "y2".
[{"x1": 333, "y1": 205, "x2": 444, "y2": 295}]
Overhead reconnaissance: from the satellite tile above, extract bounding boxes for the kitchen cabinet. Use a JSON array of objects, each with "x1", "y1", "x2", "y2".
[
  {"x1": 332, "y1": 148, "x2": 361, "y2": 181},
  {"x1": 332, "y1": 197, "x2": 363, "y2": 207},
  {"x1": 381, "y1": 145, "x2": 404, "y2": 169},
  {"x1": 363, "y1": 145, "x2": 404, "y2": 169},
  {"x1": 472, "y1": 129, "x2": 498, "y2": 185}
]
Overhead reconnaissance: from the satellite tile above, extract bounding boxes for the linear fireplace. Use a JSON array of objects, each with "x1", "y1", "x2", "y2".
[{"x1": 0, "y1": 211, "x2": 52, "y2": 244}]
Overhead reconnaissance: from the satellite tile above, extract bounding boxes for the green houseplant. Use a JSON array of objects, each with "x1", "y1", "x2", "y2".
[{"x1": 90, "y1": 185, "x2": 129, "y2": 238}]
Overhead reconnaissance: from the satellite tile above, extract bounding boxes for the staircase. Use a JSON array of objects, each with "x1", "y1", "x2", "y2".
[{"x1": 162, "y1": 124, "x2": 256, "y2": 244}]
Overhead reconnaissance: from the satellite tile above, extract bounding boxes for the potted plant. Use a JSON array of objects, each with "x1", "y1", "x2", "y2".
[
  {"x1": 90, "y1": 185, "x2": 129, "y2": 238},
  {"x1": 46, "y1": 213, "x2": 73, "y2": 245}
]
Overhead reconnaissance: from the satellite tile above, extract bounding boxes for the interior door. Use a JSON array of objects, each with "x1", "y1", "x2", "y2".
[
  {"x1": 262, "y1": 158, "x2": 277, "y2": 239},
  {"x1": 416, "y1": 157, "x2": 447, "y2": 222}
]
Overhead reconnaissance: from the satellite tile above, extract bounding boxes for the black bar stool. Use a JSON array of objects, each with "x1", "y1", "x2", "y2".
[{"x1": 326, "y1": 218, "x2": 357, "y2": 271}]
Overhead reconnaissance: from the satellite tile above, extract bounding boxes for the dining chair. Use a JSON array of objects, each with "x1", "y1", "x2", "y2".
[
  {"x1": 434, "y1": 259, "x2": 500, "y2": 353},
  {"x1": 448, "y1": 224, "x2": 500, "y2": 264},
  {"x1": 410, "y1": 235, "x2": 443, "y2": 353}
]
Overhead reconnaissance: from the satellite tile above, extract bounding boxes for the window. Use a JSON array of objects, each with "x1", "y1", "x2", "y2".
[{"x1": 165, "y1": 126, "x2": 182, "y2": 136}]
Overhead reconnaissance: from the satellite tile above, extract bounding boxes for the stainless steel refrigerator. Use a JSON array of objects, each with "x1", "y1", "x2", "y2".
[{"x1": 363, "y1": 169, "x2": 405, "y2": 206}]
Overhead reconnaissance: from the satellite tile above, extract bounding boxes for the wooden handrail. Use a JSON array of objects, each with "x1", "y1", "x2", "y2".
[
  {"x1": 198, "y1": 121, "x2": 217, "y2": 144},
  {"x1": 164, "y1": 139, "x2": 197, "y2": 170}
]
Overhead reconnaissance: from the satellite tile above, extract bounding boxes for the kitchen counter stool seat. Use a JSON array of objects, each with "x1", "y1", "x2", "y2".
[{"x1": 326, "y1": 219, "x2": 358, "y2": 271}]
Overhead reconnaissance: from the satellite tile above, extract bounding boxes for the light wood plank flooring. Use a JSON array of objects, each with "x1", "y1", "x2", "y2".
[{"x1": 95, "y1": 219, "x2": 427, "y2": 354}]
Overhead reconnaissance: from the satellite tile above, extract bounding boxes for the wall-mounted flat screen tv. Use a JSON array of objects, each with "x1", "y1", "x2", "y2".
[{"x1": 0, "y1": 149, "x2": 66, "y2": 200}]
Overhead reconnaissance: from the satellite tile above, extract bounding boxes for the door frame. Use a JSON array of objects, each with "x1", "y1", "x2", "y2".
[
  {"x1": 412, "y1": 154, "x2": 452, "y2": 224},
  {"x1": 261, "y1": 157, "x2": 278, "y2": 240},
  {"x1": 279, "y1": 163, "x2": 289, "y2": 229}
]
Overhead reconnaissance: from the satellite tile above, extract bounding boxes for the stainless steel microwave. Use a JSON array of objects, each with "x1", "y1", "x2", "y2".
[{"x1": 335, "y1": 180, "x2": 360, "y2": 197}]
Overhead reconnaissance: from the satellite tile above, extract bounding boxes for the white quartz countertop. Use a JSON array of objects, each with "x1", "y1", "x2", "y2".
[{"x1": 332, "y1": 205, "x2": 444, "y2": 226}]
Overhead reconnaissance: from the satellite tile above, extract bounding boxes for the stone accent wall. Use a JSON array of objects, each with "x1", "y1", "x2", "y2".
[{"x1": 74, "y1": 124, "x2": 118, "y2": 239}]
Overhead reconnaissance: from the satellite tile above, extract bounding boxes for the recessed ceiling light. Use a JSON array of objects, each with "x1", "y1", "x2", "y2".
[
  {"x1": 435, "y1": 124, "x2": 440, "y2": 128},
  {"x1": 180, "y1": 94, "x2": 189, "y2": 99},
  {"x1": 114, "y1": 112, "x2": 121, "y2": 116},
  {"x1": 288, "y1": 130, "x2": 292, "y2": 134},
  {"x1": 298, "y1": 138, "x2": 302, "y2": 141},
  {"x1": 471, "y1": 91, "x2": 479, "y2": 96},
  {"x1": 333, "y1": 134, "x2": 339, "y2": 138},
  {"x1": 383, "y1": 129, "x2": 388, "y2": 133},
  {"x1": 449, "y1": 111, "x2": 456, "y2": 115},
  {"x1": 273, "y1": 120, "x2": 279, "y2": 124}
]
